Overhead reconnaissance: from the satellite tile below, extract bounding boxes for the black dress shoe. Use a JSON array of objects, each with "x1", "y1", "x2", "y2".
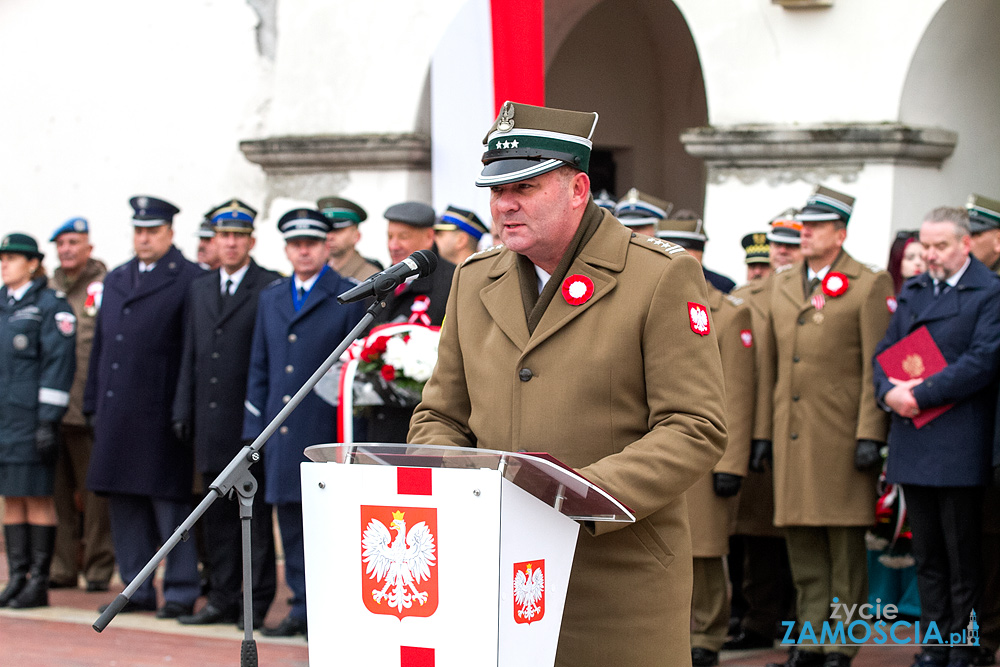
[
  {"x1": 261, "y1": 615, "x2": 308, "y2": 637},
  {"x1": 178, "y1": 603, "x2": 238, "y2": 625},
  {"x1": 768, "y1": 649, "x2": 825, "y2": 667},
  {"x1": 85, "y1": 581, "x2": 110, "y2": 593},
  {"x1": 156, "y1": 601, "x2": 194, "y2": 619},
  {"x1": 98, "y1": 599, "x2": 157, "y2": 614},
  {"x1": 692, "y1": 648, "x2": 719, "y2": 667},
  {"x1": 724, "y1": 628, "x2": 774, "y2": 650},
  {"x1": 824, "y1": 653, "x2": 852, "y2": 667}
]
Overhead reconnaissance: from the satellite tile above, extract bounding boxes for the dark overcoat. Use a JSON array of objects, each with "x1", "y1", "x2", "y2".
[
  {"x1": 242, "y1": 268, "x2": 366, "y2": 504},
  {"x1": 0, "y1": 279, "x2": 76, "y2": 463},
  {"x1": 173, "y1": 260, "x2": 282, "y2": 473},
  {"x1": 366, "y1": 250, "x2": 456, "y2": 442},
  {"x1": 84, "y1": 246, "x2": 203, "y2": 500},
  {"x1": 874, "y1": 257, "x2": 1000, "y2": 487}
]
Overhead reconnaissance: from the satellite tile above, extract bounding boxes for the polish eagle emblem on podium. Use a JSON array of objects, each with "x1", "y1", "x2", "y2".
[
  {"x1": 361, "y1": 506, "x2": 438, "y2": 619},
  {"x1": 513, "y1": 559, "x2": 545, "y2": 624}
]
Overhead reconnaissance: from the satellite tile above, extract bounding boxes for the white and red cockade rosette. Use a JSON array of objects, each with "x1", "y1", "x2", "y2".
[
  {"x1": 822, "y1": 271, "x2": 849, "y2": 298},
  {"x1": 335, "y1": 323, "x2": 441, "y2": 442}
]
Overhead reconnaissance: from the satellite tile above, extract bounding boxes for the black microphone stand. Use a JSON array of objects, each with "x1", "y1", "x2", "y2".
[{"x1": 93, "y1": 291, "x2": 395, "y2": 667}]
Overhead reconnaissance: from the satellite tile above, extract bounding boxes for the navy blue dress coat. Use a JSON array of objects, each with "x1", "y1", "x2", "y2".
[
  {"x1": 84, "y1": 245, "x2": 204, "y2": 500},
  {"x1": 873, "y1": 256, "x2": 1000, "y2": 487},
  {"x1": 242, "y1": 268, "x2": 366, "y2": 504},
  {"x1": 173, "y1": 260, "x2": 282, "y2": 473}
]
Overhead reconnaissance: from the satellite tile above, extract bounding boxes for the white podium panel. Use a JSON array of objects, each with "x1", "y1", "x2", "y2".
[{"x1": 301, "y1": 462, "x2": 580, "y2": 667}]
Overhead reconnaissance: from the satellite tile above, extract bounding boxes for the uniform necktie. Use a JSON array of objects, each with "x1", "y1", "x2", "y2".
[
  {"x1": 934, "y1": 282, "x2": 950, "y2": 297},
  {"x1": 220, "y1": 278, "x2": 233, "y2": 308},
  {"x1": 807, "y1": 276, "x2": 821, "y2": 295},
  {"x1": 298, "y1": 286, "x2": 307, "y2": 302}
]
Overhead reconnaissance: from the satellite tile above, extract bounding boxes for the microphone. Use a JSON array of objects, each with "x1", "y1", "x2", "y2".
[{"x1": 337, "y1": 249, "x2": 438, "y2": 304}]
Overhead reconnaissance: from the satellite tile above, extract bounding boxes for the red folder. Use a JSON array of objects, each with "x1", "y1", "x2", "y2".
[{"x1": 875, "y1": 325, "x2": 952, "y2": 428}]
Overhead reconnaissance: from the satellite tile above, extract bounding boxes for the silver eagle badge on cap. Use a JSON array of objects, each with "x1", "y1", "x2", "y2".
[{"x1": 496, "y1": 102, "x2": 515, "y2": 132}]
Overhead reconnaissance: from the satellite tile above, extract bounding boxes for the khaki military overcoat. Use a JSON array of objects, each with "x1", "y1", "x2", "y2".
[
  {"x1": 688, "y1": 287, "x2": 755, "y2": 557},
  {"x1": 731, "y1": 278, "x2": 782, "y2": 537},
  {"x1": 409, "y1": 206, "x2": 728, "y2": 667},
  {"x1": 761, "y1": 252, "x2": 893, "y2": 527}
]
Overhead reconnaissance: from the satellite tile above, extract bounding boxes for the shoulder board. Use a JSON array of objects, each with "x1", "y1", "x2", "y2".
[
  {"x1": 775, "y1": 263, "x2": 795, "y2": 274},
  {"x1": 264, "y1": 277, "x2": 287, "y2": 290},
  {"x1": 634, "y1": 235, "x2": 685, "y2": 257},
  {"x1": 725, "y1": 294, "x2": 744, "y2": 307},
  {"x1": 464, "y1": 244, "x2": 505, "y2": 264}
]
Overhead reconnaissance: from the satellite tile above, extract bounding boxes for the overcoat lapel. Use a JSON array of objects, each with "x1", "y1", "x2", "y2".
[
  {"x1": 481, "y1": 251, "x2": 530, "y2": 351},
  {"x1": 216, "y1": 261, "x2": 259, "y2": 326},
  {"x1": 911, "y1": 277, "x2": 961, "y2": 327},
  {"x1": 124, "y1": 246, "x2": 182, "y2": 305},
  {"x1": 523, "y1": 214, "x2": 626, "y2": 356},
  {"x1": 291, "y1": 271, "x2": 334, "y2": 326}
]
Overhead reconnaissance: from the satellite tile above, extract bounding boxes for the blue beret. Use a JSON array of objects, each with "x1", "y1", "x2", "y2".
[
  {"x1": 130, "y1": 195, "x2": 180, "y2": 227},
  {"x1": 50, "y1": 217, "x2": 89, "y2": 242}
]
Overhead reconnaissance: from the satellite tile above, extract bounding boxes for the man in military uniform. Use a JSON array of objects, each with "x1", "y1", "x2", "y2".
[
  {"x1": 84, "y1": 195, "x2": 204, "y2": 617},
  {"x1": 758, "y1": 186, "x2": 894, "y2": 667},
  {"x1": 47, "y1": 217, "x2": 115, "y2": 593},
  {"x1": 662, "y1": 209, "x2": 736, "y2": 293},
  {"x1": 364, "y1": 201, "x2": 456, "y2": 443},
  {"x1": 172, "y1": 199, "x2": 280, "y2": 629},
  {"x1": 726, "y1": 212, "x2": 800, "y2": 651},
  {"x1": 243, "y1": 208, "x2": 366, "y2": 637},
  {"x1": 434, "y1": 204, "x2": 489, "y2": 265},
  {"x1": 655, "y1": 218, "x2": 755, "y2": 667},
  {"x1": 742, "y1": 232, "x2": 771, "y2": 283},
  {"x1": 409, "y1": 101, "x2": 728, "y2": 667},
  {"x1": 196, "y1": 216, "x2": 220, "y2": 271},
  {"x1": 318, "y1": 196, "x2": 383, "y2": 282},
  {"x1": 966, "y1": 193, "x2": 1000, "y2": 667},
  {"x1": 613, "y1": 187, "x2": 673, "y2": 237}
]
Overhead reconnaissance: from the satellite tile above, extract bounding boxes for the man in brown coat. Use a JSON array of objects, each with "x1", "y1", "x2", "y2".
[
  {"x1": 408, "y1": 101, "x2": 728, "y2": 667},
  {"x1": 47, "y1": 217, "x2": 115, "y2": 592},
  {"x1": 758, "y1": 187, "x2": 894, "y2": 667},
  {"x1": 318, "y1": 196, "x2": 383, "y2": 282},
  {"x1": 727, "y1": 212, "x2": 801, "y2": 651},
  {"x1": 656, "y1": 216, "x2": 755, "y2": 667}
]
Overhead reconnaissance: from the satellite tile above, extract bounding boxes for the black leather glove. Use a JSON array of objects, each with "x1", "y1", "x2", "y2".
[
  {"x1": 172, "y1": 420, "x2": 192, "y2": 445},
  {"x1": 35, "y1": 422, "x2": 60, "y2": 466},
  {"x1": 854, "y1": 439, "x2": 883, "y2": 471},
  {"x1": 749, "y1": 439, "x2": 772, "y2": 473},
  {"x1": 713, "y1": 472, "x2": 743, "y2": 498}
]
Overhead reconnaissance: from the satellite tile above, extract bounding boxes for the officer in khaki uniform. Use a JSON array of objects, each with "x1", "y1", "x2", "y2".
[
  {"x1": 759, "y1": 187, "x2": 894, "y2": 667},
  {"x1": 409, "y1": 101, "x2": 728, "y2": 667},
  {"x1": 727, "y1": 215, "x2": 801, "y2": 650},
  {"x1": 47, "y1": 217, "x2": 114, "y2": 591},
  {"x1": 318, "y1": 196, "x2": 383, "y2": 282},
  {"x1": 614, "y1": 187, "x2": 673, "y2": 238},
  {"x1": 968, "y1": 193, "x2": 1000, "y2": 666},
  {"x1": 657, "y1": 219, "x2": 755, "y2": 667}
]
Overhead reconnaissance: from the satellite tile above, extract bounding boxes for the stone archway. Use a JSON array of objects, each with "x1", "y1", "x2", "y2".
[
  {"x1": 545, "y1": 0, "x2": 708, "y2": 212},
  {"x1": 892, "y1": 0, "x2": 1000, "y2": 232}
]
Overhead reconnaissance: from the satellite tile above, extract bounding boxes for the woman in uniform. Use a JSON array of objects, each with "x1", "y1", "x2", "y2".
[{"x1": 0, "y1": 233, "x2": 76, "y2": 609}]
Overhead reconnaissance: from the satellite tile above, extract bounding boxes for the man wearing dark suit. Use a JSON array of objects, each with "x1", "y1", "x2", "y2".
[
  {"x1": 84, "y1": 196, "x2": 204, "y2": 617},
  {"x1": 874, "y1": 206, "x2": 1000, "y2": 667},
  {"x1": 365, "y1": 201, "x2": 455, "y2": 443},
  {"x1": 243, "y1": 208, "x2": 366, "y2": 637},
  {"x1": 172, "y1": 200, "x2": 280, "y2": 629}
]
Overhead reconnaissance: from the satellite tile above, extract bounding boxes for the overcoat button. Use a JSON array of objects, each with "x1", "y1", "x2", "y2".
[
  {"x1": 215, "y1": 328, "x2": 223, "y2": 336},
  {"x1": 106, "y1": 390, "x2": 114, "y2": 398},
  {"x1": 790, "y1": 433, "x2": 799, "y2": 440},
  {"x1": 793, "y1": 356, "x2": 800, "y2": 363},
  {"x1": 285, "y1": 365, "x2": 294, "y2": 374},
  {"x1": 288, "y1": 334, "x2": 297, "y2": 343},
  {"x1": 793, "y1": 395, "x2": 800, "y2": 402},
  {"x1": 123, "y1": 308, "x2": 131, "y2": 315},
  {"x1": 279, "y1": 426, "x2": 289, "y2": 435},
  {"x1": 210, "y1": 377, "x2": 218, "y2": 384},
  {"x1": 115, "y1": 334, "x2": 123, "y2": 342},
  {"x1": 518, "y1": 368, "x2": 533, "y2": 382},
  {"x1": 209, "y1": 402, "x2": 217, "y2": 409},
  {"x1": 282, "y1": 395, "x2": 291, "y2": 404}
]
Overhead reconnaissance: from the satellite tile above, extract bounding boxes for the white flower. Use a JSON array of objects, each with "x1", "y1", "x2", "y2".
[{"x1": 381, "y1": 327, "x2": 440, "y2": 383}]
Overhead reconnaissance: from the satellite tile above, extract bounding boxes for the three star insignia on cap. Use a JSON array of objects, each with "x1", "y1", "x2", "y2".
[{"x1": 492, "y1": 139, "x2": 520, "y2": 150}]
